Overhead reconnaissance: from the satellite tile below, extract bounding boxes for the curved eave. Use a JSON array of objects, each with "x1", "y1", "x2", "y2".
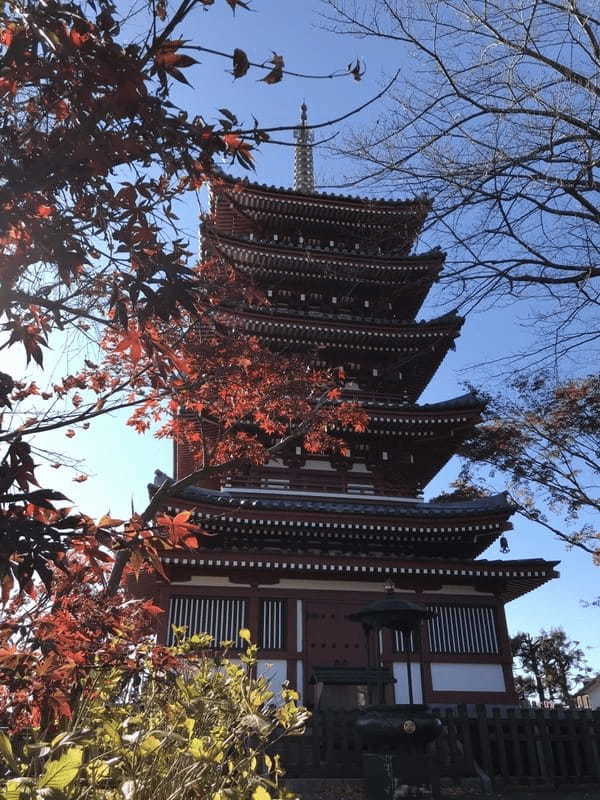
[
  {"x1": 149, "y1": 473, "x2": 514, "y2": 521},
  {"x1": 163, "y1": 503, "x2": 506, "y2": 560},
  {"x1": 204, "y1": 227, "x2": 445, "y2": 277},
  {"x1": 349, "y1": 396, "x2": 483, "y2": 428},
  {"x1": 160, "y1": 549, "x2": 559, "y2": 602},
  {"x1": 212, "y1": 175, "x2": 431, "y2": 217},
  {"x1": 232, "y1": 308, "x2": 463, "y2": 349}
]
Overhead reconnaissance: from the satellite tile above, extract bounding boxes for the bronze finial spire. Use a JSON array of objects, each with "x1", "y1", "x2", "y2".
[{"x1": 293, "y1": 102, "x2": 315, "y2": 193}]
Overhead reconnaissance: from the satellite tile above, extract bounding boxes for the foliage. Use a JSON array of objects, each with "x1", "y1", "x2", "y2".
[
  {"x1": 513, "y1": 674, "x2": 537, "y2": 706},
  {"x1": 512, "y1": 628, "x2": 592, "y2": 707},
  {"x1": 323, "y1": 0, "x2": 600, "y2": 362},
  {"x1": 458, "y1": 374, "x2": 600, "y2": 561},
  {"x1": 428, "y1": 477, "x2": 489, "y2": 504},
  {"x1": 0, "y1": 624, "x2": 306, "y2": 800},
  {"x1": 0, "y1": 0, "x2": 367, "y2": 592}
]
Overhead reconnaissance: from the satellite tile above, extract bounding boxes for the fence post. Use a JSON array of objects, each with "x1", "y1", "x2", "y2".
[
  {"x1": 584, "y1": 709, "x2": 600, "y2": 781},
  {"x1": 535, "y1": 708, "x2": 556, "y2": 784},
  {"x1": 457, "y1": 703, "x2": 474, "y2": 774},
  {"x1": 476, "y1": 704, "x2": 494, "y2": 785},
  {"x1": 565, "y1": 709, "x2": 582, "y2": 779},
  {"x1": 507, "y1": 707, "x2": 524, "y2": 780},
  {"x1": 492, "y1": 707, "x2": 509, "y2": 782}
]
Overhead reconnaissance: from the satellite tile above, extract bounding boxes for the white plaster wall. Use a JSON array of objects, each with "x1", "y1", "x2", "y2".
[
  {"x1": 430, "y1": 663, "x2": 506, "y2": 693},
  {"x1": 296, "y1": 660, "x2": 304, "y2": 703},
  {"x1": 393, "y1": 662, "x2": 423, "y2": 704},
  {"x1": 257, "y1": 659, "x2": 288, "y2": 705},
  {"x1": 588, "y1": 684, "x2": 600, "y2": 709}
]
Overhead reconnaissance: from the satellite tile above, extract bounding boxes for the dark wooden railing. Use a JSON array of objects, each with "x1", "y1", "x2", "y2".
[{"x1": 278, "y1": 707, "x2": 600, "y2": 788}]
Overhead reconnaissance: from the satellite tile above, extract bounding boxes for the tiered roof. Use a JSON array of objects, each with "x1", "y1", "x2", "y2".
[{"x1": 153, "y1": 117, "x2": 558, "y2": 591}]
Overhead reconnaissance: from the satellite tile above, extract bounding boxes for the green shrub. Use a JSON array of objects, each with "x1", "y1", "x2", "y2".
[{"x1": 0, "y1": 629, "x2": 307, "y2": 800}]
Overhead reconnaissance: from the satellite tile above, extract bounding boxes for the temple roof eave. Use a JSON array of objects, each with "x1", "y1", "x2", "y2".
[
  {"x1": 160, "y1": 546, "x2": 559, "y2": 603},
  {"x1": 150, "y1": 471, "x2": 514, "y2": 521},
  {"x1": 230, "y1": 307, "x2": 464, "y2": 346},
  {"x1": 204, "y1": 225, "x2": 446, "y2": 272},
  {"x1": 212, "y1": 173, "x2": 432, "y2": 215}
]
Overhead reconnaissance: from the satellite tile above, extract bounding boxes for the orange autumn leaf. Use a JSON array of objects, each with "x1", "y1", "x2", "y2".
[
  {"x1": 156, "y1": 510, "x2": 200, "y2": 545},
  {"x1": 114, "y1": 329, "x2": 143, "y2": 364},
  {"x1": 69, "y1": 28, "x2": 90, "y2": 47}
]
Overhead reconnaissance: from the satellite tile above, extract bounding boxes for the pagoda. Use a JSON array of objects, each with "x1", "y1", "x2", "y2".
[{"x1": 145, "y1": 106, "x2": 558, "y2": 707}]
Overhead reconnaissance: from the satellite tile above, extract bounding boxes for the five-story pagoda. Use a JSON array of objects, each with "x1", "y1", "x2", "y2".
[{"x1": 145, "y1": 106, "x2": 558, "y2": 708}]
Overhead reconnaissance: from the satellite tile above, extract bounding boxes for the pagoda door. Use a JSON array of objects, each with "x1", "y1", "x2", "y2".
[{"x1": 304, "y1": 599, "x2": 368, "y2": 705}]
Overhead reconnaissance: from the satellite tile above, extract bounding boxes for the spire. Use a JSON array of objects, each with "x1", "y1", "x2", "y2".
[{"x1": 293, "y1": 102, "x2": 315, "y2": 193}]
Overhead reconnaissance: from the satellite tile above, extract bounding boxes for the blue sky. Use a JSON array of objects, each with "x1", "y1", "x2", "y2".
[{"x1": 6, "y1": 0, "x2": 598, "y2": 674}]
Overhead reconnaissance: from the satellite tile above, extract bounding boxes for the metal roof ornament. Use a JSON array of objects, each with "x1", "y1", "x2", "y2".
[{"x1": 293, "y1": 102, "x2": 315, "y2": 193}]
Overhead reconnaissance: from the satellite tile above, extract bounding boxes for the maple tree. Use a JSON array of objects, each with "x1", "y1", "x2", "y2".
[
  {"x1": 0, "y1": 0, "x2": 367, "y2": 596},
  {"x1": 0, "y1": 0, "x2": 369, "y2": 750},
  {"x1": 457, "y1": 374, "x2": 600, "y2": 563}
]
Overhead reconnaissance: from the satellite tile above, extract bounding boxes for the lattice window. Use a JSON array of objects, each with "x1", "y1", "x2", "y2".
[
  {"x1": 167, "y1": 596, "x2": 248, "y2": 647},
  {"x1": 393, "y1": 630, "x2": 417, "y2": 653},
  {"x1": 260, "y1": 599, "x2": 287, "y2": 650},
  {"x1": 427, "y1": 605, "x2": 499, "y2": 654}
]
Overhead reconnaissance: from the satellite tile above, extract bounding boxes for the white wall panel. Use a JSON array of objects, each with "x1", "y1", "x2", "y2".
[
  {"x1": 393, "y1": 661, "x2": 423, "y2": 704},
  {"x1": 430, "y1": 663, "x2": 506, "y2": 692}
]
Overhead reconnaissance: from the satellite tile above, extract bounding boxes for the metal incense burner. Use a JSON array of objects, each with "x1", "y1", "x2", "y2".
[{"x1": 349, "y1": 583, "x2": 442, "y2": 799}]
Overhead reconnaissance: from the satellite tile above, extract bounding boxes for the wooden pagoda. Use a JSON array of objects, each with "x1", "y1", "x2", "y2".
[{"x1": 143, "y1": 107, "x2": 559, "y2": 708}]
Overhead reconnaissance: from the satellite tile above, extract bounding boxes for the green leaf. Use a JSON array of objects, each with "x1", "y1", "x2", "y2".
[
  {"x1": 139, "y1": 735, "x2": 161, "y2": 756},
  {"x1": 102, "y1": 721, "x2": 121, "y2": 746},
  {"x1": 4, "y1": 778, "x2": 25, "y2": 800},
  {"x1": 86, "y1": 759, "x2": 111, "y2": 782},
  {"x1": 0, "y1": 732, "x2": 17, "y2": 770},
  {"x1": 39, "y1": 746, "x2": 83, "y2": 790}
]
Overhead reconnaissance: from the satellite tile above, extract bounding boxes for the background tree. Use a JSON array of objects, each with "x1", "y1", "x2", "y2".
[
  {"x1": 512, "y1": 628, "x2": 591, "y2": 706},
  {"x1": 511, "y1": 632, "x2": 548, "y2": 706},
  {"x1": 513, "y1": 674, "x2": 537, "y2": 706},
  {"x1": 457, "y1": 373, "x2": 599, "y2": 561},
  {"x1": 539, "y1": 627, "x2": 592, "y2": 706},
  {"x1": 323, "y1": 0, "x2": 600, "y2": 362}
]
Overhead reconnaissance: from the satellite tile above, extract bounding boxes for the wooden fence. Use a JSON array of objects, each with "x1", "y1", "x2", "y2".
[{"x1": 277, "y1": 707, "x2": 600, "y2": 788}]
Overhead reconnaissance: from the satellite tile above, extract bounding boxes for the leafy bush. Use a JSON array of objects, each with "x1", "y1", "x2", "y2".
[{"x1": 0, "y1": 630, "x2": 306, "y2": 800}]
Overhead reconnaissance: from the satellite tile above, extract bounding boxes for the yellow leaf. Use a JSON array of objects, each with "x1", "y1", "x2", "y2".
[
  {"x1": 252, "y1": 787, "x2": 271, "y2": 800},
  {"x1": 239, "y1": 628, "x2": 252, "y2": 643},
  {"x1": 139, "y1": 735, "x2": 161, "y2": 756},
  {"x1": 98, "y1": 515, "x2": 124, "y2": 528},
  {"x1": 5, "y1": 778, "x2": 25, "y2": 800},
  {"x1": 39, "y1": 746, "x2": 83, "y2": 790},
  {"x1": 87, "y1": 760, "x2": 111, "y2": 782},
  {"x1": 189, "y1": 738, "x2": 206, "y2": 759},
  {"x1": 0, "y1": 732, "x2": 16, "y2": 770}
]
